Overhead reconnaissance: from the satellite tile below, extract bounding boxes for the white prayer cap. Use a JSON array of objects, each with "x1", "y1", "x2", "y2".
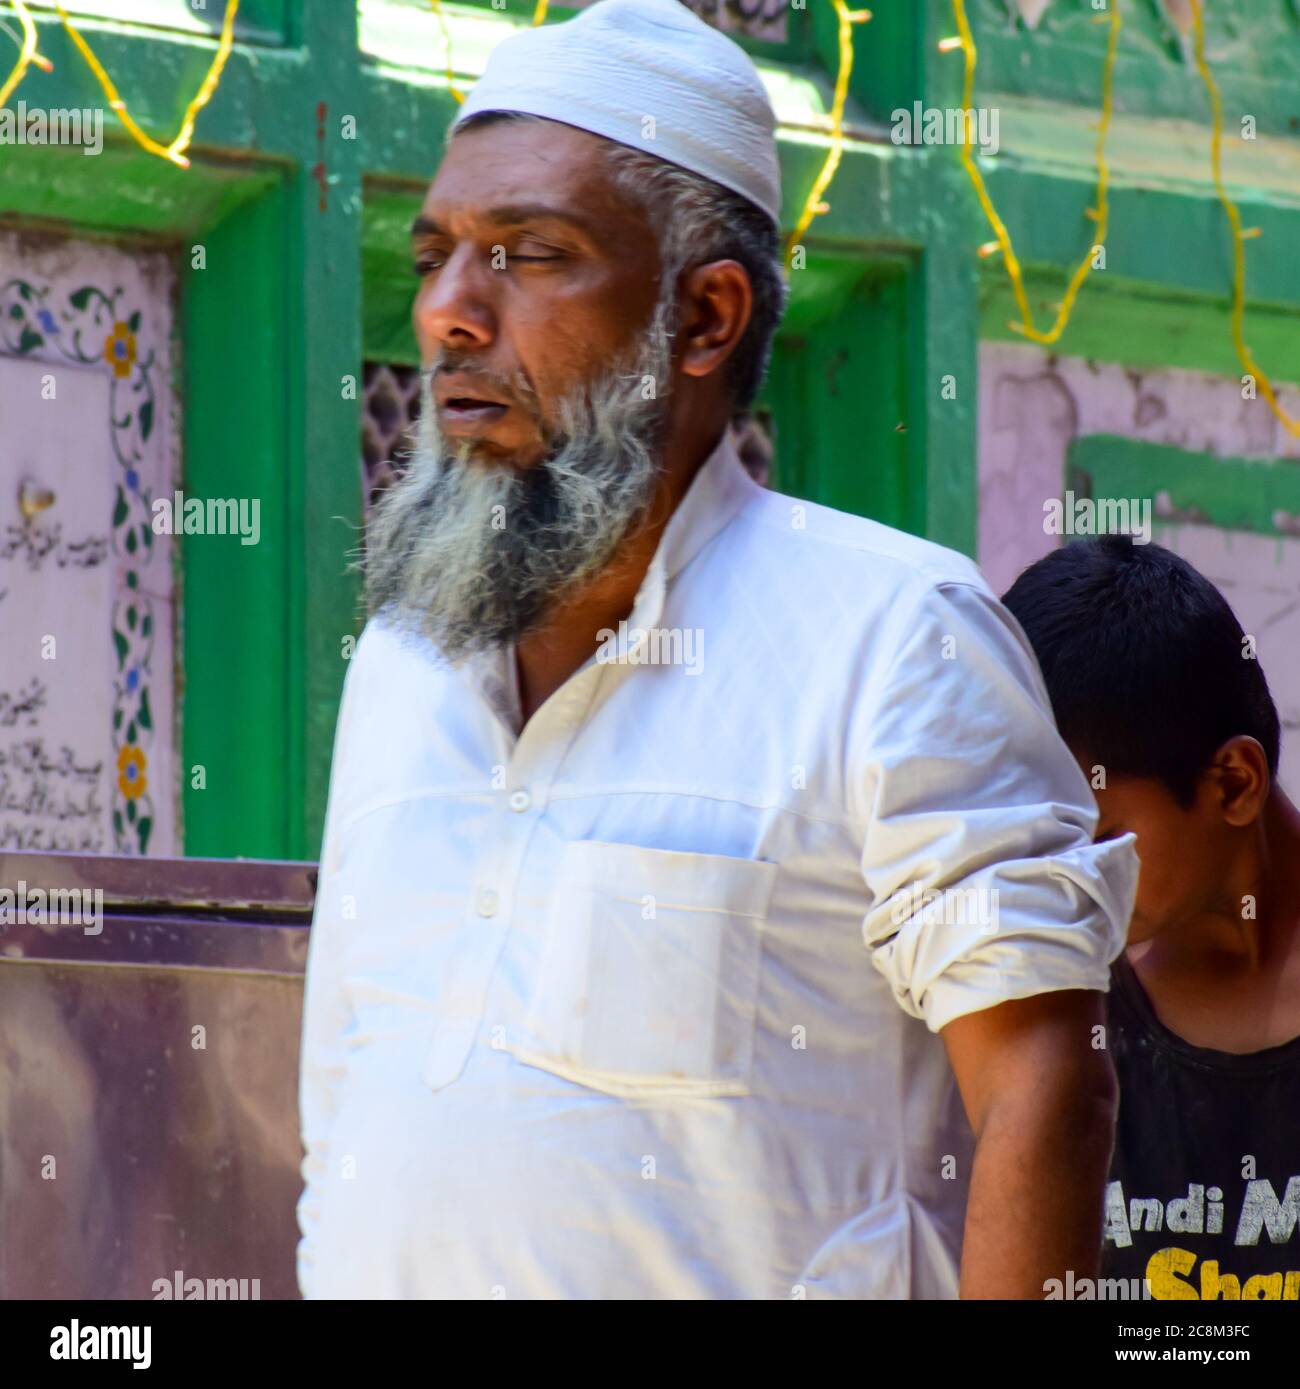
[{"x1": 451, "y1": 0, "x2": 782, "y2": 228}]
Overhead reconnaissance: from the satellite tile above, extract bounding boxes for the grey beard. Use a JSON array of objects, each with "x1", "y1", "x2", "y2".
[{"x1": 363, "y1": 300, "x2": 674, "y2": 664}]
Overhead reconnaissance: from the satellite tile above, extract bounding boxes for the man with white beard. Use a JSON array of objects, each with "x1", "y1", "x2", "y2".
[{"x1": 298, "y1": 0, "x2": 1138, "y2": 1299}]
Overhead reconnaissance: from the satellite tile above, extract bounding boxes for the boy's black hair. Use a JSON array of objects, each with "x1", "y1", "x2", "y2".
[{"x1": 1002, "y1": 536, "x2": 1281, "y2": 807}]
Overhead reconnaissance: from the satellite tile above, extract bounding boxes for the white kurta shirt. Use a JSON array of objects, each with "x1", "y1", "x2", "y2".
[{"x1": 297, "y1": 429, "x2": 1138, "y2": 1300}]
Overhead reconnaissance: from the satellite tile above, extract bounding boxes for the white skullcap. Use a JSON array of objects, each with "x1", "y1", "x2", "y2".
[{"x1": 451, "y1": 0, "x2": 782, "y2": 227}]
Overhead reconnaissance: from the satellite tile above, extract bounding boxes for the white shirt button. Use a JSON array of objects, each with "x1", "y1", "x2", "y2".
[
  {"x1": 508, "y1": 789, "x2": 532, "y2": 813},
  {"x1": 476, "y1": 888, "x2": 499, "y2": 918}
]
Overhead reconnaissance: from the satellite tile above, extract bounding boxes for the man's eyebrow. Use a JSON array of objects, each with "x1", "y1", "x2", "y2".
[{"x1": 410, "y1": 204, "x2": 593, "y2": 238}]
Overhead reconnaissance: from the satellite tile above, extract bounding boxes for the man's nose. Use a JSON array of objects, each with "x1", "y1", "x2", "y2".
[{"x1": 413, "y1": 244, "x2": 498, "y2": 358}]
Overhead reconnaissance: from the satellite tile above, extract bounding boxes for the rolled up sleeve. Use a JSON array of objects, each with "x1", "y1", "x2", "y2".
[{"x1": 857, "y1": 578, "x2": 1138, "y2": 1034}]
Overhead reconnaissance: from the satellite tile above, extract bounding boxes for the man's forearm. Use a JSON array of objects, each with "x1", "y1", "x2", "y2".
[{"x1": 959, "y1": 1076, "x2": 1117, "y2": 1298}]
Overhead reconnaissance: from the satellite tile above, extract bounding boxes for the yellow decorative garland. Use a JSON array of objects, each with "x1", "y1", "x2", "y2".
[
  {"x1": 950, "y1": 0, "x2": 1121, "y2": 345},
  {"x1": 0, "y1": 0, "x2": 51, "y2": 109},
  {"x1": 784, "y1": 0, "x2": 872, "y2": 268},
  {"x1": 431, "y1": 0, "x2": 551, "y2": 108},
  {"x1": 1190, "y1": 0, "x2": 1299, "y2": 437},
  {"x1": 53, "y1": 0, "x2": 240, "y2": 168},
  {"x1": 430, "y1": 0, "x2": 466, "y2": 104},
  {"x1": 0, "y1": 0, "x2": 1292, "y2": 438}
]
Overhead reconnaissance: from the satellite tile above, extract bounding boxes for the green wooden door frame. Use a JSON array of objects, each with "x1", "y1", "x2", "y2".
[
  {"x1": 2, "y1": 2, "x2": 363, "y2": 859},
  {"x1": 3, "y1": 0, "x2": 1298, "y2": 858}
]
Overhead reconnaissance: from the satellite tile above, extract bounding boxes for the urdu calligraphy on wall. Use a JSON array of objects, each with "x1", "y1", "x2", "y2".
[{"x1": 0, "y1": 230, "x2": 178, "y2": 855}]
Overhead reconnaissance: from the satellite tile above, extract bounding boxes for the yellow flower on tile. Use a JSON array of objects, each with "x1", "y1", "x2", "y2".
[
  {"x1": 117, "y1": 744, "x2": 147, "y2": 800},
  {"x1": 104, "y1": 321, "x2": 137, "y2": 378}
]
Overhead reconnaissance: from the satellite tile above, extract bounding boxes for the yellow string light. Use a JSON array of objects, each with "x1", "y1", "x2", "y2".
[
  {"x1": 431, "y1": 0, "x2": 549, "y2": 109},
  {"x1": 0, "y1": 0, "x2": 53, "y2": 110},
  {"x1": 1190, "y1": 0, "x2": 1299, "y2": 437},
  {"x1": 784, "y1": 2, "x2": 870, "y2": 268},
  {"x1": 950, "y1": 0, "x2": 1120, "y2": 345},
  {"x1": 53, "y1": 0, "x2": 239, "y2": 169},
  {"x1": 430, "y1": 0, "x2": 465, "y2": 104}
]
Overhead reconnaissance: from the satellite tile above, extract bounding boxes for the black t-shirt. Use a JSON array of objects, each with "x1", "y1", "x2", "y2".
[{"x1": 1102, "y1": 953, "x2": 1300, "y2": 1300}]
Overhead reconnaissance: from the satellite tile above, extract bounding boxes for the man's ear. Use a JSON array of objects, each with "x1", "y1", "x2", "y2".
[
  {"x1": 676, "y1": 259, "x2": 753, "y2": 385},
  {"x1": 1208, "y1": 735, "x2": 1271, "y2": 827}
]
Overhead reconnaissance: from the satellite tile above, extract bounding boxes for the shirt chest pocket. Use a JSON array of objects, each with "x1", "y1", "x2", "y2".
[{"x1": 513, "y1": 840, "x2": 778, "y2": 1098}]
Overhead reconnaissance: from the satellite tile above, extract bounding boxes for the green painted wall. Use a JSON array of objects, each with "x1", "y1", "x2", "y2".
[{"x1": 3, "y1": 0, "x2": 1298, "y2": 859}]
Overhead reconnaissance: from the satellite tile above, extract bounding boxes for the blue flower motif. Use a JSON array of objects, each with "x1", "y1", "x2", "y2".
[
  {"x1": 126, "y1": 667, "x2": 140, "y2": 693},
  {"x1": 37, "y1": 309, "x2": 59, "y2": 334},
  {"x1": 126, "y1": 469, "x2": 139, "y2": 492}
]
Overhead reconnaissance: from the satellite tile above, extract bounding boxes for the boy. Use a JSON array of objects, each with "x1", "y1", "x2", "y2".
[{"x1": 1003, "y1": 536, "x2": 1300, "y2": 1301}]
